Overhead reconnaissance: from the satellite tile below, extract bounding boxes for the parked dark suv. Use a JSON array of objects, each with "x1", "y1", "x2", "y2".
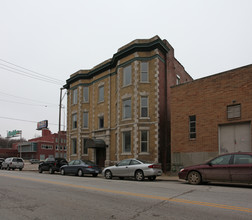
[{"x1": 38, "y1": 158, "x2": 68, "y2": 174}]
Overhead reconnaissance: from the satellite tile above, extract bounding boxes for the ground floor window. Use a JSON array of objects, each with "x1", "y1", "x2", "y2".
[
  {"x1": 72, "y1": 138, "x2": 77, "y2": 155},
  {"x1": 189, "y1": 115, "x2": 196, "y2": 139},
  {"x1": 140, "y1": 130, "x2": 149, "y2": 153},
  {"x1": 122, "y1": 131, "x2": 131, "y2": 153},
  {"x1": 83, "y1": 138, "x2": 88, "y2": 155}
]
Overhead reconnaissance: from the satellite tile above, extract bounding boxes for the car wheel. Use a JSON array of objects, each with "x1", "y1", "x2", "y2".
[
  {"x1": 105, "y1": 170, "x2": 112, "y2": 179},
  {"x1": 135, "y1": 170, "x2": 144, "y2": 181},
  {"x1": 19, "y1": 168, "x2": 22, "y2": 171},
  {"x1": 92, "y1": 173, "x2": 98, "y2": 177},
  {"x1": 61, "y1": 169, "x2": 65, "y2": 175},
  {"x1": 49, "y1": 167, "x2": 54, "y2": 174},
  {"x1": 148, "y1": 176, "x2": 156, "y2": 181},
  {"x1": 78, "y1": 169, "x2": 83, "y2": 177},
  {"x1": 39, "y1": 167, "x2": 43, "y2": 173},
  {"x1": 188, "y1": 171, "x2": 202, "y2": 185},
  {"x1": 119, "y1": 177, "x2": 124, "y2": 180}
]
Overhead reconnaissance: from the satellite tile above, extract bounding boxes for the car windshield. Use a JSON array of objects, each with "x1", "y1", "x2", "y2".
[{"x1": 17, "y1": 159, "x2": 23, "y2": 162}]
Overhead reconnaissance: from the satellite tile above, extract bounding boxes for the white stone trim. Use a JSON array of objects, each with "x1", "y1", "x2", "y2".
[{"x1": 154, "y1": 57, "x2": 160, "y2": 163}]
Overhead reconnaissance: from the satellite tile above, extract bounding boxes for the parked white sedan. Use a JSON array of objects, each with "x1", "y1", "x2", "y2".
[{"x1": 102, "y1": 159, "x2": 162, "y2": 181}]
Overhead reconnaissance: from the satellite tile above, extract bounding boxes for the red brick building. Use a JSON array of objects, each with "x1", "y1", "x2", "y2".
[
  {"x1": 17, "y1": 129, "x2": 67, "y2": 160},
  {"x1": 170, "y1": 64, "x2": 252, "y2": 172}
]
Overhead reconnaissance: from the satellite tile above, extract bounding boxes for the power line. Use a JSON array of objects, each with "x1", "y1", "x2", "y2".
[
  {"x1": 0, "y1": 99, "x2": 57, "y2": 107},
  {"x1": 0, "y1": 116, "x2": 59, "y2": 126},
  {"x1": 0, "y1": 58, "x2": 65, "y2": 83},
  {"x1": 0, "y1": 58, "x2": 65, "y2": 86},
  {"x1": 0, "y1": 90, "x2": 59, "y2": 107}
]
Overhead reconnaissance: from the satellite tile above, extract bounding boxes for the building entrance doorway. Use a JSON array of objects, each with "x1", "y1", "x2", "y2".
[
  {"x1": 219, "y1": 122, "x2": 251, "y2": 153},
  {"x1": 96, "y1": 148, "x2": 106, "y2": 168}
]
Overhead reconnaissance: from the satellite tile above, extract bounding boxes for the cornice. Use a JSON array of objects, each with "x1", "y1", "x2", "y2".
[{"x1": 64, "y1": 36, "x2": 169, "y2": 89}]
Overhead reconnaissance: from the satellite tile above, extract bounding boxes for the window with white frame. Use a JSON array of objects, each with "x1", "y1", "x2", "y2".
[
  {"x1": 141, "y1": 62, "x2": 148, "y2": 82},
  {"x1": 123, "y1": 131, "x2": 131, "y2": 153},
  {"x1": 83, "y1": 112, "x2": 88, "y2": 128},
  {"x1": 72, "y1": 113, "x2": 77, "y2": 129},
  {"x1": 72, "y1": 88, "x2": 77, "y2": 105},
  {"x1": 82, "y1": 138, "x2": 88, "y2": 155},
  {"x1": 98, "y1": 85, "x2": 104, "y2": 102},
  {"x1": 140, "y1": 130, "x2": 149, "y2": 153},
  {"x1": 123, "y1": 65, "x2": 132, "y2": 86},
  {"x1": 123, "y1": 98, "x2": 131, "y2": 119},
  {"x1": 83, "y1": 87, "x2": 89, "y2": 103},
  {"x1": 141, "y1": 96, "x2": 148, "y2": 117},
  {"x1": 71, "y1": 138, "x2": 77, "y2": 155}
]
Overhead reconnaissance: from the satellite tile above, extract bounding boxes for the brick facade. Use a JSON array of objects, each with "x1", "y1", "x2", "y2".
[
  {"x1": 171, "y1": 64, "x2": 252, "y2": 172},
  {"x1": 64, "y1": 36, "x2": 192, "y2": 169}
]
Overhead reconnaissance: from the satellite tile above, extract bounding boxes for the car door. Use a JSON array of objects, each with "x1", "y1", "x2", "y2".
[
  {"x1": 229, "y1": 154, "x2": 252, "y2": 183},
  {"x1": 64, "y1": 160, "x2": 75, "y2": 174},
  {"x1": 112, "y1": 159, "x2": 131, "y2": 176},
  {"x1": 202, "y1": 154, "x2": 232, "y2": 182},
  {"x1": 127, "y1": 159, "x2": 141, "y2": 176}
]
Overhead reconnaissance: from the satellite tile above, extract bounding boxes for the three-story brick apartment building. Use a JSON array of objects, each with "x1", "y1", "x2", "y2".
[{"x1": 64, "y1": 36, "x2": 192, "y2": 170}]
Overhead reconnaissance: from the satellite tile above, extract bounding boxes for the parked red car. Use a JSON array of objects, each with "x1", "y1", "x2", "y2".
[{"x1": 178, "y1": 152, "x2": 252, "y2": 185}]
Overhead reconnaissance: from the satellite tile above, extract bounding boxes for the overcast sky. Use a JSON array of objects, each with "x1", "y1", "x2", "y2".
[{"x1": 0, "y1": 0, "x2": 251, "y2": 140}]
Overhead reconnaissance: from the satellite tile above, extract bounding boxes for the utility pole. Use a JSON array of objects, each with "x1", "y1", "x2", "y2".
[{"x1": 58, "y1": 87, "x2": 63, "y2": 158}]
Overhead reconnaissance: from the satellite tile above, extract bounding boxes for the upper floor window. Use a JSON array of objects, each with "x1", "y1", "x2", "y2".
[
  {"x1": 72, "y1": 88, "x2": 77, "y2": 105},
  {"x1": 83, "y1": 87, "x2": 89, "y2": 103},
  {"x1": 123, "y1": 65, "x2": 132, "y2": 86},
  {"x1": 83, "y1": 112, "x2": 88, "y2": 128},
  {"x1": 123, "y1": 98, "x2": 131, "y2": 119},
  {"x1": 140, "y1": 96, "x2": 148, "y2": 118},
  {"x1": 189, "y1": 115, "x2": 196, "y2": 139},
  {"x1": 176, "y1": 75, "x2": 181, "y2": 85},
  {"x1": 141, "y1": 62, "x2": 149, "y2": 82},
  {"x1": 72, "y1": 113, "x2": 77, "y2": 129},
  {"x1": 98, "y1": 86, "x2": 104, "y2": 102}
]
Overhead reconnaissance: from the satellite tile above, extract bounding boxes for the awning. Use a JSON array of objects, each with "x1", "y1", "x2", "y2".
[{"x1": 86, "y1": 138, "x2": 107, "y2": 148}]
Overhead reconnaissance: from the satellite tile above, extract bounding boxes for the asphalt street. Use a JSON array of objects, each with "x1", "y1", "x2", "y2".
[{"x1": 0, "y1": 170, "x2": 252, "y2": 220}]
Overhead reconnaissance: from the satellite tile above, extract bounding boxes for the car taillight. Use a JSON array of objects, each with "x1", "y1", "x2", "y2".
[
  {"x1": 88, "y1": 166, "x2": 93, "y2": 168},
  {"x1": 10, "y1": 162, "x2": 12, "y2": 165},
  {"x1": 54, "y1": 162, "x2": 56, "y2": 166},
  {"x1": 148, "y1": 164, "x2": 160, "y2": 169}
]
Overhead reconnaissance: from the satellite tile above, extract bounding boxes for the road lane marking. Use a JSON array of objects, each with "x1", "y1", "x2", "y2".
[{"x1": 1, "y1": 173, "x2": 252, "y2": 213}]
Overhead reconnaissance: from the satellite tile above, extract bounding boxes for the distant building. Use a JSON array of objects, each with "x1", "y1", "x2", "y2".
[
  {"x1": 171, "y1": 64, "x2": 252, "y2": 171},
  {"x1": 64, "y1": 35, "x2": 192, "y2": 169},
  {"x1": 16, "y1": 129, "x2": 67, "y2": 160}
]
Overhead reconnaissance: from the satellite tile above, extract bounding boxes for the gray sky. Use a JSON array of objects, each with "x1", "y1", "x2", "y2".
[{"x1": 0, "y1": 0, "x2": 252, "y2": 140}]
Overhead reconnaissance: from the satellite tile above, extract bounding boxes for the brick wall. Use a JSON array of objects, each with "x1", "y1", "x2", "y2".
[{"x1": 171, "y1": 64, "x2": 252, "y2": 170}]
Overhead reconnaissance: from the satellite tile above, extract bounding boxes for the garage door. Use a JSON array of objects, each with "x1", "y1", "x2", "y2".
[{"x1": 219, "y1": 122, "x2": 251, "y2": 153}]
